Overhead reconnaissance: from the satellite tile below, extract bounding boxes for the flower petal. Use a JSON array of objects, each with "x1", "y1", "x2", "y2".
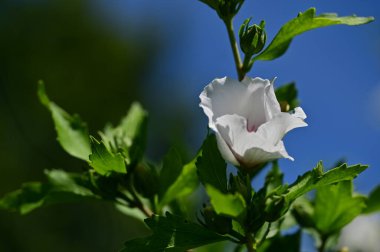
[
  {"x1": 256, "y1": 109, "x2": 308, "y2": 146},
  {"x1": 242, "y1": 140, "x2": 294, "y2": 166},
  {"x1": 215, "y1": 114, "x2": 266, "y2": 157},
  {"x1": 292, "y1": 107, "x2": 307, "y2": 120},
  {"x1": 199, "y1": 77, "x2": 281, "y2": 131},
  {"x1": 199, "y1": 76, "x2": 307, "y2": 169},
  {"x1": 215, "y1": 132, "x2": 239, "y2": 166},
  {"x1": 199, "y1": 77, "x2": 246, "y2": 130}
]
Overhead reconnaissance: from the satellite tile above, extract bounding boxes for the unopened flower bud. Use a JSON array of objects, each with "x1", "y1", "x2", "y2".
[{"x1": 239, "y1": 18, "x2": 267, "y2": 55}]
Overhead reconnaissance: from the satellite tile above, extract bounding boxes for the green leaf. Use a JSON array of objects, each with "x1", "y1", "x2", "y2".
[
  {"x1": 196, "y1": 134, "x2": 228, "y2": 193},
  {"x1": 0, "y1": 170, "x2": 97, "y2": 214},
  {"x1": 258, "y1": 231, "x2": 301, "y2": 252},
  {"x1": 205, "y1": 185, "x2": 246, "y2": 218},
  {"x1": 45, "y1": 169, "x2": 95, "y2": 197},
  {"x1": 133, "y1": 162, "x2": 160, "y2": 199},
  {"x1": 89, "y1": 137, "x2": 126, "y2": 176},
  {"x1": 115, "y1": 203, "x2": 146, "y2": 222},
  {"x1": 159, "y1": 153, "x2": 200, "y2": 208},
  {"x1": 265, "y1": 162, "x2": 367, "y2": 220},
  {"x1": 285, "y1": 162, "x2": 367, "y2": 204},
  {"x1": 38, "y1": 81, "x2": 91, "y2": 161},
  {"x1": 264, "y1": 161, "x2": 284, "y2": 196},
  {"x1": 275, "y1": 83, "x2": 299, "y2": 112},
  {"x1": 0, "y1": 182, "x2": 48, "y2": 214},
  {"x1": 198, "y1": 0, "x2": 218, "y2": 10},
  {"x1": 159, "y1": 148, "x2": 183, "y2": 198},
  {"x1": 255, "y1": 8, "x2": 374, "y2": 61},
  {"x1": 313, "y1": 180, "x2": 366, "y2": 235},
  {"x1": 364, "y1": 185, "x2": 380, "y2": 214},
  {"x1": 99, "y1": 102, "x2": 148, "y2": 166},
  {"x1": 121, "y1": 212, "x2": 228, "y2": 252},
  {"x1": 291, "y1": 197, "x2": 316, "y2": 229}
]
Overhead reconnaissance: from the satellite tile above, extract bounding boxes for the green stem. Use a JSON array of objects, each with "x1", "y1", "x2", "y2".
[
  {"x1": 242, "y1": 53, "x2": 253, "y2": 74},
  {"x1": 223, "y1": 18, "x2": 244, "y2": 81},
  {"x1": 241, "y1": 171, "x2": 256, "y2": 252},
  {"x1": 125, "y1": 181, "x2": 154, "y2": 217},
  {"x1": 318, "y1": 235, "x2": 328, "y2": 252},
  {"x1": 246, "y1": 233, "x2": 256, "y2": 252}
]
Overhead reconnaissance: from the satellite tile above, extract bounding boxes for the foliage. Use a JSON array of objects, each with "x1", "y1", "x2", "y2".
[
  {"x1": 254, "y1": 8, "x2": 374, "y2": 62},
  {"x1": 38, "y1": 81, "x2": 91, "y2": 161},
  {"x1": 0, "y1": 170, "x2": 97, "y2": 214},
  {"x1": 121, "y1": 212, "x2": 228, "y2": 252},
  {"x1": 364, "y1": 186, "x2": 380, "y2": 214},
  {"x1": 0, "y1": 2, "x2": 377, "y2": 252}
]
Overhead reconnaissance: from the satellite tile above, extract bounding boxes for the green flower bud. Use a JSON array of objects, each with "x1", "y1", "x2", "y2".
[
  {"x1": 199, "y1": 0, "x2": 244, "y2": 20},
  {"x1": 217, "y1": 0, "x2": 244, "y2": 19},
  {"x1": 239, "y1": 18, "x2": 267, "y2": 55}
]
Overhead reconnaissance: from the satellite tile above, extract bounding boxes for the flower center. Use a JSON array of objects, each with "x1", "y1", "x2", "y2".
[{"x1": 247, "y1": 122, "x2": 258, "y2": 132}]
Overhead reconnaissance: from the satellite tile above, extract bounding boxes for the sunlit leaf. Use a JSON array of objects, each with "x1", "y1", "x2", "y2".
[
  {"x1": 255, "y1": 8, "x2": 374, "y2": 61},
  {"x1": 205, "y1": 185, "x2": 246, "y2": 218},
  {"x1": 284, "y1": 162, "x2": 367, "y2": 204},
  {"x1": 313, "y1": 180, "x2": 366, "y2": 235},
  {"x1": 99, "y1": 102, "x2": 148, "y2": 165},
  {"x1": 38, "y1": 81, "x2": 91, "y2": 161},
  {"x1": 265, "y1": 162, "x2": 367, "y2": 220},
  {"x1": 89, "y1": 137, "x2": 126, "y2": 176}
]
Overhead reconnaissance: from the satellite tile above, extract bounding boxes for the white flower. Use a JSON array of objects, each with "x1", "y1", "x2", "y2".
[
  {"x1": 337, "y1": 214, "x2": 380, "y2": 252},
  {"x1": 199, "y1": 76, "x2": 307, "y2": 169}
]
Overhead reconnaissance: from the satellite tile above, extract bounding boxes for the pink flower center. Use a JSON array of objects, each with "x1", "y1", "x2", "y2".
[{"x1": 247, "y1": 123, "x2": 257, "y2": 133}]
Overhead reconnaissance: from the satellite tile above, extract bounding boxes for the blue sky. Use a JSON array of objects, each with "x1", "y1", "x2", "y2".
[{"x1": 91, "y1": 0, "x2": 380, "y2": 194}]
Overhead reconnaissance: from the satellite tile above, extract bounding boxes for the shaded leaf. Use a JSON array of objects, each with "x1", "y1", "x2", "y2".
[
  {"x1": 159, "y1": 148, "x2": 183, "y2": 198},
  {"x1": 89, "y1": 137, "x2": 126, "y2": 176},
  {"x1": 122, "y1": 212, "x2": 228, "y2": 252},
  {"x1": 292, "y1": 197, "x2": 316, "y2": 229},
  {"x1": 196, "y1": 134, "x2": 228, "y2": 193},
  {"x1": 205, "y1": 185, "x2": 246, "y2": 218},
  {"x1": 133, "y1": 162, "x2": 160, "y2": 199},
  {"x1": 258, "y1": 231, "x2": 301, "y2": 252},
  {"x1": 255, "y1": 8, "x2": 374, "y2": 61},
  {"x1": 364, "y1": 185, "x2": 380, "y2": 214},
  {"x1": 0, "y1": 170, "x2": 97, "y2": 214},
  {"x1": 38, "y1": 81, "x2": 91, "y2": 161},
  {"x1": 313, "y1": 180, "x2": 366, "y2": 235},
  {"x1": 275, "y1": 83, "x2": 299, "y2": 112}
]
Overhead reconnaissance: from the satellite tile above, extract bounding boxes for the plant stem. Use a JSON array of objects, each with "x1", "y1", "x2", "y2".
[
  {"x1": 118, "y1": 191, "x2": 153, "y2": 218},
  {"x1": 241, "y1": 171, "x2": 256, "y2": 252},
  {"x1": 130, "y1": 188, "x2": 153, "y2": 217},
  {"x1": 246, "y1": 233, "x2": 256, "y2": 252},
  {"x1": 223, "y1": 18, "x2": 244, "y2": 81},
  {"x1": 318, "y1": 235, "x2": 328, "y2": 252},
  {"x1": 242, "y1": 53, "x2": 253, "y2": 74},
  {"x1": 138, "y1": 203, "x2": 154, "y2": 217}
]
